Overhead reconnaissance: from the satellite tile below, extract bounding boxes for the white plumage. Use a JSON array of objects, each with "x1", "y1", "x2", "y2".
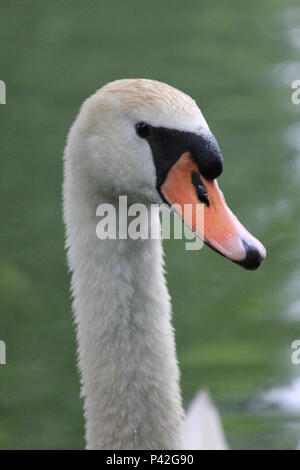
[{"x1": 63, "y1": 79, "x2": 227, "y2": 450}]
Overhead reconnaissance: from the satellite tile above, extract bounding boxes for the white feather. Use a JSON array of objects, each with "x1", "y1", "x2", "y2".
[{"x1": 183, "y1": 392, "x2": 228, "y2": 450}]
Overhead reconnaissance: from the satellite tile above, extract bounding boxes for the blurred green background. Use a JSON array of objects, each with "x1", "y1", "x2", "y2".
[{"x1": 1, "y1": 0, "x2": 300, "y2": 449}]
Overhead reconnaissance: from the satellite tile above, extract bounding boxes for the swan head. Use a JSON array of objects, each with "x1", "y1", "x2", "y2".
[{"x1": 67, "y1": 79, "x2": 266, "y2": 270}]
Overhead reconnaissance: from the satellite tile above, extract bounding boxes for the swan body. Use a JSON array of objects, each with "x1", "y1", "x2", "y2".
[
  {"x1": 183, "y1": 392, "x2": 228, "y2": 450},
  {"x1": 63, "y1": 79, "x2": 265, "y2": 449}
]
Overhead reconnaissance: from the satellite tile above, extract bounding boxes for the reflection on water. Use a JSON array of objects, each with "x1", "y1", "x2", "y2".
[
  {"x1": 274, "y1": 62, "x2": 300, "y2": 86},
  {"x1": 288, "y1": 28, "x2": 300, "y2": 51},
  {"x1": 286, "y1": 123, "x2": 300, "y2": 153},
  {"x1": 247, "y1": 2, "x2": 300, "y2": 449},
  {"x1": 284, "y1": 268, "x2": 300, "y2": 321},
  {"x1": 262, "y1": 378, "x2": 300, "y2": 413}
]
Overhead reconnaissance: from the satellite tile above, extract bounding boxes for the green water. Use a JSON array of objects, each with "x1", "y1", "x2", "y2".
[{"x1": 1, "y1": 0, "x2": 300, "y2": 449}]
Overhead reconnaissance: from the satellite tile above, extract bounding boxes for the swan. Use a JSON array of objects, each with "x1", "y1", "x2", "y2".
[{"x1": 63, "y1": 79, "x2": 266, "y2": 450}]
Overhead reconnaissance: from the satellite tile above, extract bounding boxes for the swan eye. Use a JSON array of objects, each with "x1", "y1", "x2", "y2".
[{"x1": 136, "y1": 122, "x2": 151, "y2": 138}]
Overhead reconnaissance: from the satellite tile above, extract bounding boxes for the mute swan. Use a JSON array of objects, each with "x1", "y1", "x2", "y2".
[{"x1": 63, "y1": 79, "x2": 266, "y2": 450}]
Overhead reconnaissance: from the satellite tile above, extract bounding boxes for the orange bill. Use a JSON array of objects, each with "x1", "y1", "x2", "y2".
[{"x1": 160, "y1": 152, "x2": 266, "y2": 270}]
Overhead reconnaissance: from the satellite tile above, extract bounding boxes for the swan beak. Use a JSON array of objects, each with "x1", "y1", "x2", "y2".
[{"x1": 160, "y1": 152, "x2": 266, "y2": 270}]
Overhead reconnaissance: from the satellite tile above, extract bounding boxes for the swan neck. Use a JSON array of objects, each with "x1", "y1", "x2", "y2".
[{"x1": 65, "y1": 188, "x2": 184, "y2": 449}]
